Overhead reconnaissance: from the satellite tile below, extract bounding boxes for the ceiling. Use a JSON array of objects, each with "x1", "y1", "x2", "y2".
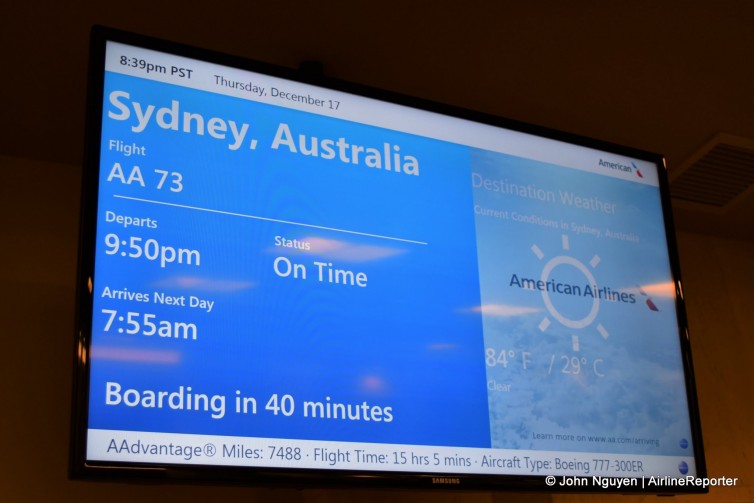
[{"x1": 3, "y1": 1, "x2": 754, "y2": 240}]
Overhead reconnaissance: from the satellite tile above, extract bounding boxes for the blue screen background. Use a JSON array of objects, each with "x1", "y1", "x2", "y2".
[{"x1": 87, "y1": 71, "x2": 694, "y2": 457}]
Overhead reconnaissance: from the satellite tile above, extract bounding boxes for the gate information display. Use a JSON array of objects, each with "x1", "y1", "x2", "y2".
[{"x1": 81, "y1": 38, "x2": 700, "y2": 484}]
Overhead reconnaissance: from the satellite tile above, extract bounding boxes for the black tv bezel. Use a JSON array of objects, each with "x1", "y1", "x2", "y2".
[{"x1": 70, "y1": 25, "x2": 707, "y2": 493}]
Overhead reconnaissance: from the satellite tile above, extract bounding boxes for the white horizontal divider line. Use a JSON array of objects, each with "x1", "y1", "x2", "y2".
[{"x1": 112, "y1": 194, "x2": 429, "y2": 245}]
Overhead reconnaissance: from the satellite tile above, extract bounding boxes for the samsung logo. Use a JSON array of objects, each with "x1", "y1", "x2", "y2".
[{"x1": 432, "y1": 477, "x2": 461, "y2": 485}]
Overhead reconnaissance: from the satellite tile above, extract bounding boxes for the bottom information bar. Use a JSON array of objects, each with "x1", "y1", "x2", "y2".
[{"x1": 88, "y1": 429, "x2": 696, "y2": 479}]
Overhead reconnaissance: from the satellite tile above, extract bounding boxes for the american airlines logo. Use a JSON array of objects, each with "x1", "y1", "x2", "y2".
[{"x1": 598, "y1": 159, "x2": 644, "y2": 178}]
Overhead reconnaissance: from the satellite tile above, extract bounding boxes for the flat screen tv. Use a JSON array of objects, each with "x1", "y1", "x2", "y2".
[{"x1": 71, "y1": 26, "x2": 706, "y2": 493}]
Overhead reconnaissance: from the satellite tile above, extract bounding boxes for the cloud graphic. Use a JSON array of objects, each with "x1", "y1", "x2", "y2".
[
  {"x1": 427, "y1": 343, "x2": 459, "y2": 351},
  {"x1": 638, "y1": 281, "x2": 676, "y2": 298},
  {"x1": 151, "y1": 276, "x2": 256, "y2": 292},
  {"x1": 620, "y1": 281, "x2": 675, "y2": 298},
  {"x1": 468, "y1": 304, "x2": 544, "y2": 317},
  {"x1": 269, "y1": 236, "x2": 407, "y2": 263},
  {"x1": 91, "y1": 346, "x2": 181, "y2": 364}
]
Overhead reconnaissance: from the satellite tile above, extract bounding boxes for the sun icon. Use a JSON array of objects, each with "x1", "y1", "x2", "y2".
[{"x1": 532, "y1": 234, "x2": 609, "y2": 352}]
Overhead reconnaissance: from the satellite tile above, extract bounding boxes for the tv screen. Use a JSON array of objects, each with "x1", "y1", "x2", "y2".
[{"x1": 71, "y1": 26, "x2": 706, "y2": 492}]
